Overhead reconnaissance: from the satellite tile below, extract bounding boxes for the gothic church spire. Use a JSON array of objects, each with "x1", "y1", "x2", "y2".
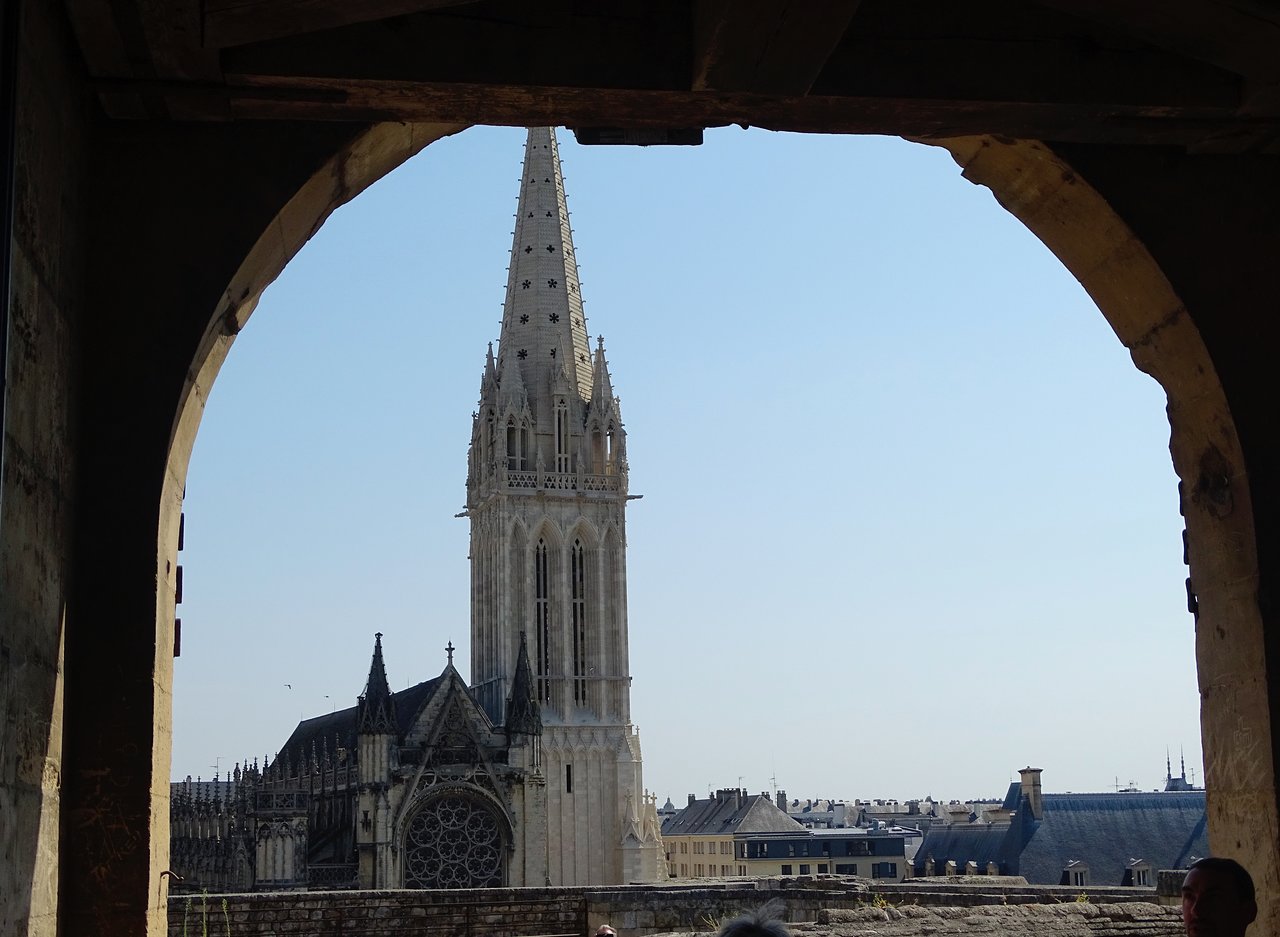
[{"x1": 498, "y1": 127, "x2": 594, "y2": 403}]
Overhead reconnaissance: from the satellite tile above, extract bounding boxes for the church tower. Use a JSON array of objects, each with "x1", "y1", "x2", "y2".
[{"x1": 465, "y1": 127, "x2": 662, "y2": 885}]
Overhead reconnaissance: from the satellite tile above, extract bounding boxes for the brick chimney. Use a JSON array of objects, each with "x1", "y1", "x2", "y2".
[
  {"x1": 1019, "y1": 767, "x2": 1043, "y2": 819},
  {"x1": 776, "y1": 790, "x2": 787, "y2": 811}
]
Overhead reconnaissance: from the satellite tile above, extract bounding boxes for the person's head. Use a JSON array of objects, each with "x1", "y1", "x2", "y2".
[
  {"x1": 716, "y1": 900, "x2": 790, "y2": 937},
  {"x1": 593, "y1": 926, "x2": 616, "y2": 937},
  {"x1": 1182, "y1": 858, "x2": 1257, "y2": 937}
]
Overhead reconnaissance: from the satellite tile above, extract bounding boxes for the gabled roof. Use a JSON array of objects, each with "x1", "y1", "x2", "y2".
[{"x1": 661, "y1": 791, "x2": 805, "y2": 837}]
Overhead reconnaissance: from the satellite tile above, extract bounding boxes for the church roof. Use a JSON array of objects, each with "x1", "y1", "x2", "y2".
[
  {"x1": 496, "y1": 127, "x2": 595, "y2": 405},
  {"x1": 277, "y1": 675, "x2": 445, "y2": 762}
]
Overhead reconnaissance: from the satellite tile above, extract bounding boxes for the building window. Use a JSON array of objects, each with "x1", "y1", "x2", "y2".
[
  {"x1": 799, "y1": 864, "x2": 810, "y2": 875},
  {"x1": 554, "y1": 398, "x2": 569, "y2": 472},
  {"x1": 535, "y1": 540, "x2": 551, "y2": 701},
  {"x1": 781, "y1": 865, "x2": 792, "y2": 875},
  {"x1": 680, "y1": 842, "x2": 687, "y2": 854},
  {"x1": 571, "y1": 540, "x2": 587, "y2": 705},
  {"x1": 818, "y1": 864, "x2": 828, "y2": 874},
  {"x1": 872, "y1": 862, "x2": 898, "y2": 879},
  {"x1": 680, "y1": 864, "x2": 687, "y2": 876},
  {"x1": 565, "y1": 764, "x2": 573, "y2": 793},
  {"x1": 836, "y1": 864, "x2": 857, "y2": 875}
]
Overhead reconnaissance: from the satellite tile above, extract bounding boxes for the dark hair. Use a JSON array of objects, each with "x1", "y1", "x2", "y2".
[
  {"x1": 1189, "y1": 857, "x2": 1256, "y2": 904},
  {"x1": 717, "y1": 900, "x2": 790, "y2": 937}
]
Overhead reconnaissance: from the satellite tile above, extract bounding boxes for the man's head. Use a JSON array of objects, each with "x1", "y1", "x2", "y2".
[
  {"x1": 1182, "y1": 858, "x2": 1257, "y2": 937},
  {"x1": 594, "y1": 926, "x2": 616, "y2": 937}
]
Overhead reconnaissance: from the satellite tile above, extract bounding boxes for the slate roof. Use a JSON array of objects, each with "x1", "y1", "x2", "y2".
[
  {"x1": 276, "y1": 676, "x2": 444, "y2": 762},
  {"x1": 661, "y1": 791, "x2": 805, "y2": 838},
  {"x1": 1019, "y1": 791, "x2": 1208, "y2": 885},
  {"x1": 913, "y1": 784, "x2": 1208, "y2": 885}
]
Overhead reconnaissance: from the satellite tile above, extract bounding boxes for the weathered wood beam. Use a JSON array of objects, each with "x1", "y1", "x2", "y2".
[
  {"x1": 1032, "y1": 0, "x2": 1280, "y2": 113},
  {"x1": 137, "y1": 0, "x2": 226, "y2": 118},
  {"x1": 98, "y1": 74, "x2": 1271, "y2": 150},
  {"x1": 691, "y1": 0, "x2": 862, "y2": 95},
  {"x1": 203, "y1": 0, "x2": 482, "y2": 49},
  {"x1": 65, "y1": 0, "x2": 151, "y2": 117},
  {"x1": 219, "y1": 5, "x2": 692, "y2": 92}
]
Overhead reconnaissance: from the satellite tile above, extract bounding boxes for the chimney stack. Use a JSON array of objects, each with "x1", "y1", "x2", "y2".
[
  {"x1": 776, "y1": 790, "x2": 787, "y2": 811},
  {"x1": 689, "y1": 793, "x2": 697, "y2": 806},
  {"x1": 1019, "y1": 767, "x2": 1044, "y2": 820}
]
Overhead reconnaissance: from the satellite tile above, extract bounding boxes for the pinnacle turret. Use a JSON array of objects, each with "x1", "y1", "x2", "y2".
[
  {"x1": 357, "y1": 632, "x2": 396, "y2": 734},
  {"x1": 504, "y1": 631, "x2": 542, "y2": 736}
]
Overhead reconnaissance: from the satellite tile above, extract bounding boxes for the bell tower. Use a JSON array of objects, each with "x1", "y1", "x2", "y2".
[{"x1": 464, "y1": 127, "x2": 660, "y2": 885}]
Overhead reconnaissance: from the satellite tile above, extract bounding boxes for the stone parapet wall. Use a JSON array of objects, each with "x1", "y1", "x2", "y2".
[
  {"x1": 802, "y1": 903, "x2": 1181, "y2": 937},
  {"x1": 167, "y1": 879, "x2": 1167, "y2": 937}
]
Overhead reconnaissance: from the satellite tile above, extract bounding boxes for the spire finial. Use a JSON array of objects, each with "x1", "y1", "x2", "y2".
[{"x1": 446, "y1": 640, "x2": 455, "y2": 665}]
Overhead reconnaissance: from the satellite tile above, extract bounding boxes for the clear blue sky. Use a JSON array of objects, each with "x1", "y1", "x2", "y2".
[{"x1": 172, "y1": 125, "x2": 1200, "y2": 803}]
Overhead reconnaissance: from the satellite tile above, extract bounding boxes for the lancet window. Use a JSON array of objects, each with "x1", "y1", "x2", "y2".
[
  {"x1": 506, "y1": 419, "x2": 528, "y2": 471},
  {"x1": 554, "y1": 398, "x2": 570, "y2": 473},
  {"x1": 534, "y1": 539, "x2": 551, "y2": 702},
  {"x1": 571, "y1": 539, "x2": 588, "y2": 705}
]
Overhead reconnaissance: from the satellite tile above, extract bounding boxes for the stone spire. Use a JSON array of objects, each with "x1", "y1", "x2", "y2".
[
  {"x1": 357, "y1": 632, "x2": 396, "y2": 734},
  {"x1": 504, "y1": 631, "x2": 542, "y2": 736},
  {"x1": 497, "y1": 127, "x2": 594, "y2": 406}
]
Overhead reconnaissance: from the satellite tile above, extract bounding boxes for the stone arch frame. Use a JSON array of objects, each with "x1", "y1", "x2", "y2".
[
  {"x1": 137, "y1": 126, "x2": 1269, "y2": 925},
  {"x1": 396, "y1": 782, "x2": 515, "y2": 889}
]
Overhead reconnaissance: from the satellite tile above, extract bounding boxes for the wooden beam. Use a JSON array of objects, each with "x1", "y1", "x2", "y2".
[
  {"x1": 147, "y1": 74, "x2": 1272, "y2": 151},
  {"x1": 691, "y1": 0, "x2": 862, "y2": 95},
  {"x1": 64, "y1": 0, "x2": 150, "y2": 117},
  {"x1": 1032, "y1": 0, "x2": 1280, "y2": 112},
  {"x1": 137, "y1": 0, "x2": 227, "y2": 118},
  {"x1": 203, "y1": 0, "x2": 481, "y2": 49}
]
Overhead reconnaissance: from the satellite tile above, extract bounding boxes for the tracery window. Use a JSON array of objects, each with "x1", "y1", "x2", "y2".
[{"x1": 403, "y1": 794, "x2": 503, "y2": 889}]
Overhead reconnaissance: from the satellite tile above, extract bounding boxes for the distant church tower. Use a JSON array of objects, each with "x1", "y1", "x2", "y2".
[{"x1": 466, "y1": 127, "x2": 663, "y2": 885}]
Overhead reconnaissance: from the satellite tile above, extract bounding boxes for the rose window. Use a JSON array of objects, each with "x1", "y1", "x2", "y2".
[{"x1": 404, "y1": 795, "x2": 503, "y2": 888}]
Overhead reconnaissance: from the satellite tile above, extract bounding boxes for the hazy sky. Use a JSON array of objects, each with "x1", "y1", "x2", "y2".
[{"x1": 172, "y1": 125, "x2": 1201, "y2": 803}]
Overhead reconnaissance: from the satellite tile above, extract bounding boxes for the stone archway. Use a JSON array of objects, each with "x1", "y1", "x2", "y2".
[{"x1": 142, "y1": 127, "x2": 1269, "y2": 931}]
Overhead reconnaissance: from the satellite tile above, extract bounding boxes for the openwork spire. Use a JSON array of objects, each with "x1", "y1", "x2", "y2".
[
  {"x1": 497, "y1": 127, "x2": 594, "y2": 404},
  {"x1": 357, "y1": 632, "x2": 396, "y2": 734},
  {"x1": 504, "y1": 631, "x2": 542, "y2": 736}
]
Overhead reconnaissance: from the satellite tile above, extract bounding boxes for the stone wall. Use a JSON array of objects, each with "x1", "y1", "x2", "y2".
[
  {"x1": 0, "y1": 1, "x2": 88, "y2": 933},
  {"x1": 166, "y1": 880, "x2": 1167, "y2": 937}
]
